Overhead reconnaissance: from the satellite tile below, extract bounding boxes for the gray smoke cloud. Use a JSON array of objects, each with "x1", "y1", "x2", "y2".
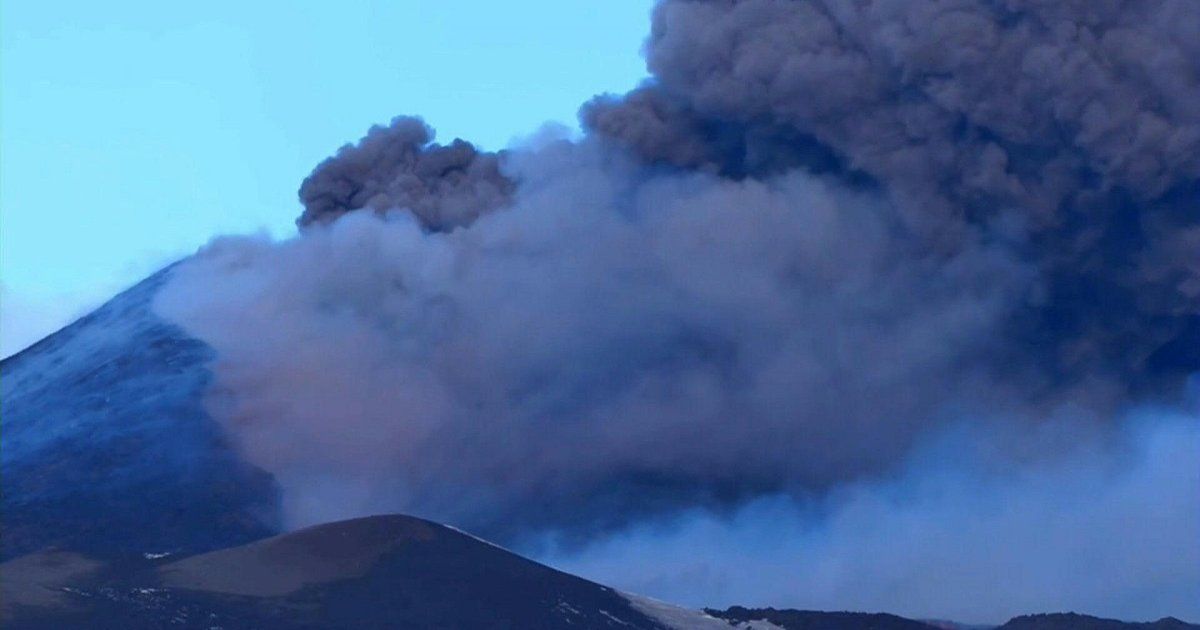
[
  {"x1": 162, "y1": 145, "x2": 1048, "y2": 538},
  {"x1": 587, "y1": 0, "x2": 1200, "y2": 390},
  {"x1": 153, "y1": 0, "x2": 1200, "y2": 619}
]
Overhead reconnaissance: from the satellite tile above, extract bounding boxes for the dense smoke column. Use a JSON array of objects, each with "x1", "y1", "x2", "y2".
[
  {"x1": 297, "y1": 116, "x2": 515, "y2": 231},
  {"x1": 586, "y1": 0, "x2": 1200, "y2": 393},
  {"x1": 156, "y1": 2, "x2": 1200, "y2": 607}
]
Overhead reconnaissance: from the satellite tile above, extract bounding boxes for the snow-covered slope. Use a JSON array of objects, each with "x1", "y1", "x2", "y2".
[
  {"x1": 626, "y1": 593, "x2": 784, "y2": 629},
  {"x1": 0, "y1": 266, "x2": 279, "y2": 560}
]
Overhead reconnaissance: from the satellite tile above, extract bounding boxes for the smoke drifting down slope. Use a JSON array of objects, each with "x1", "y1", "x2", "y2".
[{"x1": 153, "y1": 0, "x2": 1200, "y2": 621}]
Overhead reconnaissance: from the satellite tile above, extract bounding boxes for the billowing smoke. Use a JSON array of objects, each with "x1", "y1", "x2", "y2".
[
  {"x1": 297, "y1": 117, "x2": 513, "y2": 231},
  {"x1": 154, "y1": 0, "x2": 1199, "y2": 620},
  {"x1": 587, "y1": 0, "x2": 1200, "y2": 387}
]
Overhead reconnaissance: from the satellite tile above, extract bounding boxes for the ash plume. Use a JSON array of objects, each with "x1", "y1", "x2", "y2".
[
  {"x1": 588, "y1": 0, "x2": 1200, "y2": 389},
  {"x1": 154, "y1": 0, "x2": 1200, "y2": 620},
  {"x1": 297, "y1": 116, "x2": 514, "y2": 231}
]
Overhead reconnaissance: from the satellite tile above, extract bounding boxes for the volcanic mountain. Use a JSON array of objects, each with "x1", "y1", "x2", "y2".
[
  {"x1": 1, "y1": 267, "x2": 279, "y2": 561},
  {"x1": 1, "y1": 514, "x2": 738, "y2": 629},
  {"x1": 6, "y1": 511, "x2": 1197, "y2": 629},
  {"x1": 3, "y1": 268, "x2": 1196, "y2": 629}
]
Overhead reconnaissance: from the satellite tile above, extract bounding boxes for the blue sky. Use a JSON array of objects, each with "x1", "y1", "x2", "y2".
[{"x1": 1, "y1": 0, "x2": 652, "y2": 356}]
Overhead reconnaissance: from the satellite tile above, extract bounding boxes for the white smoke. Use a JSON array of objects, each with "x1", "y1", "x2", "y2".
[{"x1": 546, "y1": 410, "x2": 1200, "y2": 624}]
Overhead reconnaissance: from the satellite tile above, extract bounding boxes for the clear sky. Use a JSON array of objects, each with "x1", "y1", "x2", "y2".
[{"x1": 1, "y1": 0, "x2": 652, "y2": 356}]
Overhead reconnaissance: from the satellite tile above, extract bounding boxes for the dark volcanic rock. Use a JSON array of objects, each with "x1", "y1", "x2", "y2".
[
  {"x1": 708, "y1": 605, "x2": 940, "y2": 630},
  {"x1": 0, "y1": 266, "x2": 280, "y2": 560},
  {"x1": 1, "y1": 514, "x2": 674, "y2": 630},
  {"x1": 707, "y1": 608, "x2": 1200, "y2": 630},
  {"x1": 999, "y1": 613, "x2": 1199, "y2": 630}
]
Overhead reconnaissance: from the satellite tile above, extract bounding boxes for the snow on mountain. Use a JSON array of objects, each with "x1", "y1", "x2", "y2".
[
  {"x1": 0, "y1": 266, "x2": 279, "y2": 560},
  {"x1": 625, "y1": 593, "x2": 784, "y2": 629}
]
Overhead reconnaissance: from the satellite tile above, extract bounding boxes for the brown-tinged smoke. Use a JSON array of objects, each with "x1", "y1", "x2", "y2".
[
  {"x1": 297, "y1": 116, "x2": 514, "y2": 231},
  {"x1": 154, "y1": 0, "x2": 1200, "y2": 620}
]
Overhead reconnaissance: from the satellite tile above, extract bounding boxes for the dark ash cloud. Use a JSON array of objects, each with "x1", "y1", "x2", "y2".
[
  {"x1": 591, "y1": 0, "x2": 1200, "y2": 391},
  {"x1": 297, "y1": 116, "x2": 514, "y2": 231}
]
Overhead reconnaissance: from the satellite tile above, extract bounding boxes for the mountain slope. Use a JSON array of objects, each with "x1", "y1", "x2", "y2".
[
  {"x1": 0, "y1": 266, "x2": 280, "y2": 560},
  {"x1": 7, "y1": 515, "x2": 1194, "y2": 630},
  {"x1": 1, "y1": 513, "x2": 719, "y2": 629}
]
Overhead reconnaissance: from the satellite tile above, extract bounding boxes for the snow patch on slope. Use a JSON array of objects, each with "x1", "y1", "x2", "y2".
[{"x1": 623, "y1": 592, "x2": 784, "y2": 630}]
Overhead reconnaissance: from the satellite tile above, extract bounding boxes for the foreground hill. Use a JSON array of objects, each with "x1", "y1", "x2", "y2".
[
  {"x1": 5, "y1": 513, "x2": 1197, "y2": 630},
  {"x1": 1, "y1": 514, "x2": 728, "y2": 629}
]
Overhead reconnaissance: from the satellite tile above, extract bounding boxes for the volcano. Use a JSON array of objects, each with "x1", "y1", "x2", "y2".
[
  {"x1": 1, "y1": 267, "x2": 279, "y2": 562},
  {"x1": 2, "y1": 513, "x2": 737, "y2": 629},
  {"x1": 4, "y1": 266, "x2": 1196, "y2": 629}
]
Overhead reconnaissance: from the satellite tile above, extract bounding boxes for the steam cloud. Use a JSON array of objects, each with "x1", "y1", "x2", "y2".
[
  {"x1": 548, "y1": 412, "x2": 1200, "y2": 624},
  {"x1": 154, "y1": 0, "x2": 1199, "y2": 620}
]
